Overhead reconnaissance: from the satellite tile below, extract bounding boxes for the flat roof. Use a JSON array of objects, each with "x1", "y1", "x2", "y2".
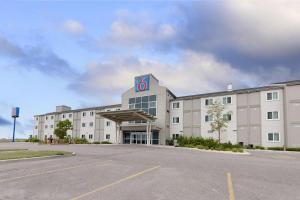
[
  {"x1": 97, "y1": 109, "x2": 156, "y2": 123},
  {"x1": 35, "y1": 104, "x2": 121, "y2": 117}
]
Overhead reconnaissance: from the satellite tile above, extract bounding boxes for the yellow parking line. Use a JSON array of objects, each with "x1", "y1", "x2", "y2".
[
  {"x1": 70, "y1": 165, "x2": 161, "y2": 200},
  {"x1": 0, "y1": 160, "x2": 112, "y2": 183},
  {"x1": 227, "y1": 172, "x2": 235, "y2": 200}
]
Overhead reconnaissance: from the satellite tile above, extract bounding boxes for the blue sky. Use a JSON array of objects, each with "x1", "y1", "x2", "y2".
[{"x1": 1, "y1": 0, "x2": 300, "y2": 138}]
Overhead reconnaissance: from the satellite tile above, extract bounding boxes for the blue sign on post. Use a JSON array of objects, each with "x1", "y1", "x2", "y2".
[
  {"x1": 11, "y1": 107, "x2": 20, "y2": 142},
  {"x1": 135, "y1": 75, "x2": 150, "y2": 92}
]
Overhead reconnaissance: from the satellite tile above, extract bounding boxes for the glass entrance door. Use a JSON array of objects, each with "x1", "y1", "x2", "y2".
[{"x1": 130, "y1": 132, "x2": 147, "y2": 144}]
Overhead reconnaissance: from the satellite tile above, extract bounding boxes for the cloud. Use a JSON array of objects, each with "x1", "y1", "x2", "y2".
[
  {"x1": 69, "y1": 50, "x2": 279, "y2": 103},
  {"x1": 0, "y1": 35, "x2": 77, "y2": 78},
  {"x1": 62, "y1": 20, "x2": 85, "y2": 35},
  {"x1": 0, "y1": 116, "x2": 11, "y2": 126},
  {"x1": 99, "y1": 10, "x2": 177, "y2": 50}
]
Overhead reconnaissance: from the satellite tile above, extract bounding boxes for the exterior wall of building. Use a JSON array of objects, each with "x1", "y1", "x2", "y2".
[
  {"x1": 260, "y1": 89, "x2": 284, "y2": 147},
  {"x1": 121, "y1": 75, "x2": 171, "y2": 145},
  {"x1": 103, "y1": 107, "x2": 117, "y2": 143},
  {"x1": 285, "y1": 85, "x2": 300, "y2": 147},
  {"x1": 200, "y1": 95, "x2": 237, "y2": 144},
  {"x1": 170, "y1": 100, "x2": 183, "y2": 137},
  {"x1": 237, "y1": 92, "x2": 261, "y2": 146},
  {"x1": 44, "y1": 114, "x2": 55, "y2": 138},
  {"x1": 182, "y1": 99, "x2": 201, "y2": 137},
  {"x1": 79, "y1": 110, "x2": 96, "y2": 142}
]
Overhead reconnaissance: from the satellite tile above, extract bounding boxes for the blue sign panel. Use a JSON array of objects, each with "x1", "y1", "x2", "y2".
[
  {"x1": 135, "y1": 75, "x2": 150, "y2": 92},
  {"x1": 12, "y1": 107, "x2": 20, "y2": 118}
]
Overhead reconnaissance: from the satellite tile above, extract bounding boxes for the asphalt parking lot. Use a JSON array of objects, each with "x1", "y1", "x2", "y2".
[{"x1": 0, "y1": 143, "x2": 300, "y2": 200}]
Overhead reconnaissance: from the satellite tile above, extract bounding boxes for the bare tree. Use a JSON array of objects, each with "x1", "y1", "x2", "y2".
[{"x1": 207, "y1": 101, "x2": 231, "y2": 143}]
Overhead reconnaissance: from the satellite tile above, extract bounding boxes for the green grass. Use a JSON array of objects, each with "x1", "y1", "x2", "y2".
[{"x1": 0, "y1": 150, "x2": 72, "y2": 160}]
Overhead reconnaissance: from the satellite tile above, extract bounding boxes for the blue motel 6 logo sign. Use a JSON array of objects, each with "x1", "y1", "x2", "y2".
[{"x1": 135, "y1": 75, "x2": 150, "y2": 92}]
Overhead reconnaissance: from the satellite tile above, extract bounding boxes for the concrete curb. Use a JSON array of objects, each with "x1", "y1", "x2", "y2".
[
  {"x1": 0, "y1": 153, "x2": 75, "y2": 162},
  {"x1": 148, "y1": 145, "x2": 250, "y2": 155}
]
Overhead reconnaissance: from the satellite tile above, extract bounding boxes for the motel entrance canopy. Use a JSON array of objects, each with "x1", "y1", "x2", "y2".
[{"x1": 97, "y1": 109, "x2": 156, "y2": 145}]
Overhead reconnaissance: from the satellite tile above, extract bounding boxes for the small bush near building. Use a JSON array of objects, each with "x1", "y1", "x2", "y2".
[
  {"x1": 74, "y1": 137, "x2": 89, "y2": 144},
  {"x1": 166, "y1": 139, "x2": 174, "y2": 146},
  {"x1": 93, "y1": 141, "x2": 101, "y2": 144},
  {"x1": 255, "y1": 146, "x2": 265, "y2": 150},
  {"x1": 176, "y1": 136, "x2": 243, "y2": 153},
  {"x1": 286, "y1": 147, "x2": 300, "y2": 152},
  {"x1": 100, "y1": 141, "x2": 112, "y2": 144},
  {"x1": 25, "y1": 137, "x2": 40, "y2": 143},
  {"x1": 267, "y1": 147, "x2": 284, "y2": 151}
]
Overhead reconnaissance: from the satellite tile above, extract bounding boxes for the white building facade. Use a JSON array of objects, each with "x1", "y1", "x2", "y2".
[{"x1": 34, "y1": 74, "x2": 300, "y2": 148}]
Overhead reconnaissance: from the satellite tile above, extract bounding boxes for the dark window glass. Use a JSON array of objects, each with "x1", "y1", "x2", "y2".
[
  {"x1": 267, "y1": 93, "x2": 272, "y2": 100},
  {"x1": 135, "y1": 120, "x2": 141, "y2": 123},
  {"x1": 205, "y1": 99, "x2": 209, "y2": 105},
  {"x1": 267, "y1": 112, "x2": 272, "y2": 119},
  {"x1": 136, "y1": 97, "x2": 141, "y2": 103},
  {"x1": 129, "y1": 98, "x2": 135, "y2": 104},
  {"x1": 142, "y1": 103, "x2": 148, "y2": 108},
  {"x1": 205, "y1": 115, "x2": 209, "y2": 122},
  {"x1": 142, "y1": 96, "x2": 149, "y2": 102},
  {"x1": 268, "y1": 133, "x2": 273, "y2": 141},
  {"x1": 142, "y1": 108, "x2": 148, "y2": 113},
  {"x1": 149, "y1": 108, "x2": 156, "y2": 116},
  {"x1": 135, "y1": 103, "x2": 141, "y2": 109},
  {"x1": 227, "y1": 97, "x2": 232, "y2": 104},
  {"x1": 149, "y1": 95, "x2": 156, "y2": 101}
]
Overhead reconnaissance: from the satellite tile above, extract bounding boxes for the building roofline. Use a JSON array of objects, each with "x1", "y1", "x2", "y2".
[
  {"x1": 34, "y1": 104, "x2": 122, "y2": 117},
  {"x1": 173, "y1": 85, "x2": 284, "y2": 101}
]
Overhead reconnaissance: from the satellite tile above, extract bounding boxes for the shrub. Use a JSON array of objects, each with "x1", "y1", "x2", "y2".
[
  {"x1": 286, "y1": 147, "x2": 300, "y2": 152},
  {"x1": 255, "y1": 146, "x2": 265, "y2": 150},
  {"x1": 63, "y1": 136, "x2": 72, "y2": 144},
  {"x1": 26, "y1": 137, "x2": 40, "y2": 143},
  {"x1": 166, "y1": 139, "x2": 174, "y2": 146},
  {"x1": 101, "y1": 141, "x2": 112, "y2": 144},
  {"x1": 267, "y1": 147, "x2": 284, "y2": 151},
  {"x1": 74, "y1": 137, "x2": 89, "y2": 144},
  {"x1": 93, "y1": 141, "x2": 101, "y2": 144},
  {"x1": 232, "y1": 148, "x2": 244, "y2": 153}
]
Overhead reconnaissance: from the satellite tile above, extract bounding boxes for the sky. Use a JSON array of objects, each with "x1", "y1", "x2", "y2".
[{"x1": 1, "y1": 0, "x2": 300, "y2": 139}]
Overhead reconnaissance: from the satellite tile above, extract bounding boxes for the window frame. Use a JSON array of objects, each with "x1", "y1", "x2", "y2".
[
  {"x1": 266, "y1": 91, "x2": 279, "y2": 101},
  {"x1": 267, "y1": 111, "x2": 279, "y2": 120},
  {"x1": 172, "y1": 117, "x2": 180, "y2": 124},
  {"x1": 172, "y1": 102, "x2": 180, "y2": 109},
  {"x1": 267, "y1": 132, "x2": 280, "y2": 142}
]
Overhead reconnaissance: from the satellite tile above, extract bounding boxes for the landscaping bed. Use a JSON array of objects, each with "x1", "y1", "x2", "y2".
[
  {"x1": 0, "y1": 150, "x2": 72, "y2": 160},
  {"x1": 175, "y1": 136, "x2": 244, "y2": 153}
]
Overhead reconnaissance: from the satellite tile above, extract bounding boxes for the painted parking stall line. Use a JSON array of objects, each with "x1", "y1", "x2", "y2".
[
  {"x1": 227, "y1": 172, "x2": 235, "y2": 200},
  {"x1": 70, "y1": 165, "x2": 161, "y2": 200},
  {"x1": 0, "y1": 160, "x2": 112, "y2": 183}
]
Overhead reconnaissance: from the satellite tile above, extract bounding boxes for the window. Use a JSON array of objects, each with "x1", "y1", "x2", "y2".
[
  {"x1": 268, "y1": 132, "x2": 280, "y2": 142},
  {"x1": 129, "y1": 104, "x2": 134, "y2": 109},
  {"x1": 82, "y1": 123, "x2": 86, "y2": 127},
  {"x1": 129, "y1": 98, "x2": 135, "y2": 104},
  {"x1": 69, "y1": 114, "x2": 72, "y2": 118},
  {"x1": 62, "y1": 114, "x2": 65, "y2": 119},
  {"x1": 106, "y1": 121, "x2": 111, "y2": 126},
  {"x1": 172, "y1": 134, "x2": 179, "y2": 139},
  {"x1": 205, "y1": 115, "x2": 213, "y2": 122},
  {"x1": 149, "y1": 101, "x2": 156, "y2": 108},
  {"x1": 81, "y1": 135, "x2": 85, "y2": 139},
  {"x1": 267, "y1": 111, "x2": 279, "y2": 120},
  {"x1": 51, "y1": 116, "x2": 54, "y2": 120},
  {"x1": 267, "y1": 91, "x2": 279, "y2": 101},
  {"x1": 89, "y1": 134, "x2": 93, "y2": 139},
  {"x1": 90, "y1": 111, "x2": 94, "y2": 116},
  {"x1": 106, "y1": 134, "x2": 110, "y2": 139},
  {"x1": 46, "y1": 116, "x2": 48, "y2": 120},
  {"x1": 128, "y1": 95, "x2": 157, "y2": 119},
  {"x1": 89, "y1": 122, "x2": 93, "y2": 127},
  {"x1": 35, "y1": 126, "x2": 37, "y2": 129},
  {"x1": 172, "y1": 117, "x2": 180, "y2": 124},
  {"x1": 223, "y1": 114, "x2": 232, "y2": 121},
  {"x1": 149, "y1": 95, "x2": 156, "y2": 101},
  {"x1": 223, "y1": 96, "x2": 232, "y2": 104},
  {"x1": 50, "y1": 125, "x2": 54, "y2": 129},
  {"x1": 205, "y1": 99, "x2": 213, "y2": 106},
  {"x1": 82, "y1": 112, "x2": 86, "y2": 117},
  {"x1": 36, "y1": 117, "x2": 38, "y2": 121},
  {"x1": 172, "y1": 102, "x2": 180, "y2": 109},
  {"x1": 45, "y1": 125, "x2": 48, "y2": 129}
]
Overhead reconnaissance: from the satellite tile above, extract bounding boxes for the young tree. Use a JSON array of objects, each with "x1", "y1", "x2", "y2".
[
  {"x1": 54, "y1": 120, "x2": 72, "y2": 140},
  {"x1": 207, "y1": 101, "x2": 231, "y2": 143}
]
